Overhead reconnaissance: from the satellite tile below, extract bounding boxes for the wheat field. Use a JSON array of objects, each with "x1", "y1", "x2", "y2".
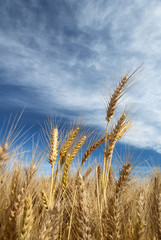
[{"x1": 0, "y1": 68, "x2": 160, "y2": 240}]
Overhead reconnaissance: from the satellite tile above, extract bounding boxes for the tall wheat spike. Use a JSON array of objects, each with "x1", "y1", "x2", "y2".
[
  {"x1": 3, "y1": 163, "x2": 36, "y2": 240},
  {"x1": 102, "y1": 67, "x2": 139, "y2": 211},
  {"x1": 49, "y1": 128, "x2": 59, "y2": 166},
  {"x1": 103, "y1": 75, "x2": 128, "y2": 191},
  {"x1": 49, "y1": 128, "x2": 59, "y2": 208}
]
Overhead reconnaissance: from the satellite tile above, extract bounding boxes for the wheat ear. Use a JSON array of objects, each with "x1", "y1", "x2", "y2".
[
  {"x1": 106, "y1": 75, "x2": 128, "y2": 122},
  {"x1": 103, "y1": 75, "x2": 128, "y2": 191},
  {"x1": 132, "y1": 191, "x2": 146, "y2": 240},
  {"x1": 49, "y1": 128, "x2": 59, "y2": 166},
  {"x1": 103, "y1": 113, "x2": 126, "y2": 189},
  {"x1": 3, "y1": 186, "x2": 25, "y2": 240},
  {"x1": 38, "y1": 204, "x2": 60, "y2": 240},
  {"x1": 59, "y1": 127, "x2": 79, "y2": 167},
  {"x1": 0, "y1": 142, "x2": 10, "y2": 168},
  {"x1": 102, "y1": 73, "x2": 132, "y2": 211},
  {"x1": 105, "y1": 114, "x2": 129, "y2": 185},
  {"x1": 81, "y1": 136, "x2": 106, "y2": 166},
  {"x1": 102, "y1": 193, "x2": 122, "y2": 240},
  {"x1": 116, "y1": 162, "x2": 132, "y2": 193},
  {"x1": 20, "y1": 195, "x2": 33, "y2": 240},
  {"x1": 96, "y1": 165, "x2": 102, "y2": 200},
  {"x1": 102, "y1": 163, "x2": 132, "y2": 240},
  {"x1": 62, "y1": 136, "x2": 86, "y2": 196},
  {"x1": 62, "y1": 157, "x2": 70, "y2": 197},
  {"x1": 68, "y1": 136, "x2": 86, "y2": 164},
  {"x1": 41, "y1": 190, "x2": 49, "y2": 212},
  {"x1": 49, "y1": 128, "x2": 58, "y2": 208},
  {"x1": 94, "y1": 165, "x2": 102, "y2": 238},
  {"x1": 10, "y1": 168, "x2": 20, "y2": 200},
  {"x1": 108, "y1": 166, "x2": 114, "y2": 190},
  {"x1": 83, "y1": 167, "x2": 94, "y2": 180}
]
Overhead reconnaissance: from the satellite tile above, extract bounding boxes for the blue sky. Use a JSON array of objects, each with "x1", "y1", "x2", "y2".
[{"x1": 0, "y1": 0, "x2": 161, "y2": 174}]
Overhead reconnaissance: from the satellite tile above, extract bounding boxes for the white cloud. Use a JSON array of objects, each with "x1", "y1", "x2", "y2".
[{"x1": 0, "y1": 0, "x2": 161, "y2": 155}]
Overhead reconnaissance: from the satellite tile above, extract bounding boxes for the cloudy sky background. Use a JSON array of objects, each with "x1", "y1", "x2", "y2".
[{"x1": 0, "y1": 0, "x2": 161, "y2": 171}]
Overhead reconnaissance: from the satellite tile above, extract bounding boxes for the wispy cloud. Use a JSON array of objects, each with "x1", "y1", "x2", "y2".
[{"x1": 0, "y1": 0, "x2": 161, "y2": 155}]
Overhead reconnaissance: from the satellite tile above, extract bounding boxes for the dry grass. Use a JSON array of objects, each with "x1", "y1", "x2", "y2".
[{"x1": 0, "y1": 67, "x2": 160, "y2": 240}]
